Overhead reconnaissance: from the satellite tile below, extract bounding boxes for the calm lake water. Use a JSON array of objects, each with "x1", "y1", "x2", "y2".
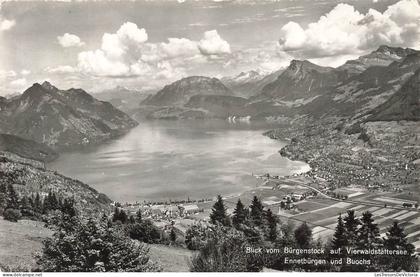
[{"x1": 49, "y1": 120, "x2": 309, "y2": 203}]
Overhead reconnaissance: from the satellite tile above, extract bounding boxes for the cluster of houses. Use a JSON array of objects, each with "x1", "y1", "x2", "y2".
[{"x1": 119, "y1": 202, "x2": 203, "y2": 220}]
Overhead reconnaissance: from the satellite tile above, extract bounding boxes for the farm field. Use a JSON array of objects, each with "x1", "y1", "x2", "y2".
[{"x1": 280, "y1": 195, "x2": 420, "y2": 252}]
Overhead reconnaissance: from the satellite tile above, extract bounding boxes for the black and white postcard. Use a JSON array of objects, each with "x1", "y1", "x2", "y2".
[{"x1": 0, "y1": 0, "x2": 419, "y2": 274}]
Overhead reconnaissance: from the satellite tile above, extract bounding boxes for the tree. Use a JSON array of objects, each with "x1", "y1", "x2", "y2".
[
  {"x1": 61, "y1": 198, "x2": 77, "y2": 217},
  {"x1": 6, "y1": 184, "x2": 19, "y2": 210},
  {"x1": 353, "y1": 211, "x2": 382, "y2": 271},
  {"x1": 263, "y1": 209, "x2": 277, "y2": 242},
  {"x1": 185, "y1": 224, "x2": 207, "y2": 250},
  {"x1": 358, "y1": 211, "x2": 380, "y2": 247},
  {"x1": 170, "y1": 228, "x2": 177, "y2": 243},
  {"x1": 210, "y1": 195, "x2": 229, "y2": 226},
  {"x1": 128, "y1": 220, "x2": 161, "y2": 244},
  {"x1": 43, "y1": 191, "x2": 59, "y2": 213},
  {"x1": 232, "y1": 199, "x2": 248, "y2": 227},
  {"x1": 343, "y1": 210, "x2": 360, "y2": 247},
  {"x1": 112, "y1": 207, "x2": 128, "y2": 224},
  {"x1": 3, "y1": 208, "x2": 22, "y2": 222},
  {"x1": 294, "y1": 222, "x2": 312, "y2": 248},
  {"x1": 136, "y1": 209, "x2": 143, "y2": 223},
  {"x1": 34, "y1": 193, "x2": 43, "y2": 215},
  {"x1": 331, "y1": 214, "x2": 347, "y2": 250},
  {"x1": 249, "y1": 196, "x2": 264, "y2": 227},
  {"x1": 37, "y1": 215, "x2": 160, "y2": 272},
  {"x1": 20, "y1": 195, "x2": 34, "y2": 218},
  {"x1": 190, "y1": 226, "x2": 263, "y2": 272},
  {"x1": 0, "y1": 182, "x2": 7, "y2": 213},
  {"x1": 381, "y1": 221, "x2": 418, "y2": 272}
]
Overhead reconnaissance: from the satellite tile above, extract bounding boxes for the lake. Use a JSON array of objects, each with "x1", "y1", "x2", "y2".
[{"x1": 49, "y1": 120, "x2": 309, "y2": 203}]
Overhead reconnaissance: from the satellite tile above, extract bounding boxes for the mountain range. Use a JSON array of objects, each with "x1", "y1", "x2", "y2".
[
  {"x1": 0, "y1": 82, "x2": 138, "y2": 150},
  {"x1": 143, "y1": 76, "x2": 233, "y2": 107},
  {"x1": 94, "y1": 85, "x2": 153, "y2": 114},
  {"x1": 365, "y1": 68, "x2": 420, "y2": 122},
  {"x1": 221, "y1": 69, "x2": 283, "y2": 99},
  {"x1": 141, "y1": 76, "x2": 241, "y2": 119},
  {"x1": 137, "y1": 46, "x2": 420, "y2": 122}
]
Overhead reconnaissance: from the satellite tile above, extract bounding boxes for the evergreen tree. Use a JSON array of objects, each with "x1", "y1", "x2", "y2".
[
  {"x1": 294, "y1": 222, "x2": 312, "y2": 248},
  {"x1": 263, "y1": 209, "x2": 277, "y2": 242},
  {"x1": 331, "y1": 214, "x2": 347, "y2": 250},
  {"x1": 61, "y1": 198, "x2": 77, "y2": 217},
  {"x1": 382, "y1": 221, "x2": 418, "y2": 272},
  {"x1": 343, "y1": 210, "x2": 360, "y2": 247},
  {"x1": 232, "y1": 199, "x2": 248, "y2": 227},
  {"x1": 354, "y1": 211, "x2": 382, "y2": 271},
  {"x1": 358, "y1": 211, "x2": 380, "y2": 247},
  {"x1": 136, "y1": 209, "x2": 143, "y2": 223},
  {"x1": 112, "y1": 207, "x2": 120, "y2": 223},
  {"x1": 210, "y1": 195, "x2": 229, "y2": 226},
  {"x1": 0, "y1": 182, "x2": 7, "y2": 212},
  {"x1": 128, "y1": 220, "x2": 161, "y2": 243},
  {"x1": 20, "y1": 195, "x2": 34, "y2": 217},
  {"x1": 249, "y1": 196, "x2": 264, "y2": 227},
  {"x1": 34, "y1": 192, "x2": 43, "y2": 214},
  {"x1": 170, "y1": 228, "x2": 177, "y2": 243},
  {"x1": 43, "y1": 191, "x2": 59, "y2": 213},
  {"x1": 6, "y1": 184, "x2": 19, "y2": 209}
]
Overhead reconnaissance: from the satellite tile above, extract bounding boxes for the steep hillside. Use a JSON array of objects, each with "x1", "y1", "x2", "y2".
[
  {"x1": 365, "y1": 69, "x2": 420, "y2": 122},
  {"x1": 338, "y1": 45, "x2": 418, "y2": 76},
  {"x1": 0, "y1": 151, "x2": 112, "y2": 215},
  {"x1": 185, "y1": 95, "x2": 248, "y2": 118},
  {"x1": 256, "y1": 60, "x2": 343, "y2": 102},
  {"x1": 0, "y1": 82, "x2": 138, "y2": 149},
  {"x1": 0, "y1": 134, "x2": 58, "y2": 162},
  {"x1": 320, "y1": 52, "x2": 420, "y2": 118},
  {"x1": 142, "y1": 76, "x2": 233, "y2": 106}
]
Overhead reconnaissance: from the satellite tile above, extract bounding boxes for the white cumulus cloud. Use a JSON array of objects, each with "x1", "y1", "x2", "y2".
[
  {"x1": 77, "y1": 21, "x2": 231, "y2": 82},
  {"x1": 278, "y1": 0, "x2": 420, "y2": 58},
  {"x1": 0, "y1": 4, "x2": 15, "y2": 32},
  {"x1": 0, "y1": 19, "x2": 14, "y2": 31},
  {"x1": 57, "y1": 33, "x2": 85, "y2": 48},
  {"x1": 198, "y1": 30, "x2": 231, "y2": 56}
]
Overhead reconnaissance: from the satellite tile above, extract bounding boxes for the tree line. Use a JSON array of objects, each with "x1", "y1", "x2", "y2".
[{"x1": 0, "y1": 182, "x2": 76, "y2": 222}]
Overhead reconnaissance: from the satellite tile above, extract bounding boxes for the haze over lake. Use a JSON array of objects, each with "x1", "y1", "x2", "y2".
[{"x1": 49, "y1": 120, "x2": 309, "y2": 202}]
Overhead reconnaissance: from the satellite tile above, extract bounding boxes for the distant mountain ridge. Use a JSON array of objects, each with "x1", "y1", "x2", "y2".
[
  {"x1": 94, "y1": 86, "x2": 152, "y2": 114},
  {"x1": 142, "y1": 76, "x2": 233, "y2": 107},
  {"x1": 0, "y1": 81, "x2": 138, "y2": 149},
  {"x1": 221, "y1": 69, "x2": 284, "y2": 98},
  {"x1": 135, "y1": 45, "x2": 420, "y2": 122},
  {"x1": 338, "y1": 45, "x2": 419, "y2": 75},
  {"x1": 255, "y1": 60, "x2": 343, "y2": 102}
]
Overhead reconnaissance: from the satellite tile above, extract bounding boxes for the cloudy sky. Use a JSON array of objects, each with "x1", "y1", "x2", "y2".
[{"x1": 0, "y1": 0, "x2": 419, "y2": 95}]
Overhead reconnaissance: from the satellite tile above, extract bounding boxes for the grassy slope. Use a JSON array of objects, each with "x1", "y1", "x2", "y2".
[
  {"x1": 0, "y1": 217, "x2": 52, "y2": 271},
  {"x1": 0, "y1": 217, "x2": 194, "y2": 272},
  {"x1": 149, "y1": 244, "x2": 195, "y2": 272}
]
